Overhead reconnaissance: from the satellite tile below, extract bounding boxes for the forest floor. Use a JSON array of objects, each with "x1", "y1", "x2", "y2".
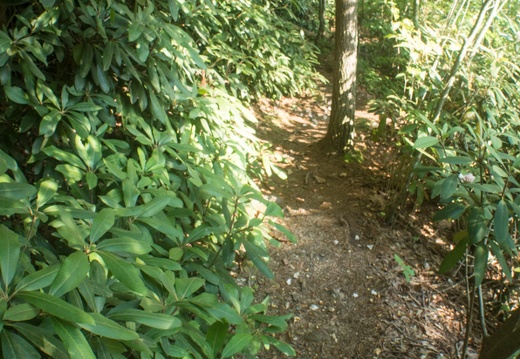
[{"x1": 248, "y1": 57, "x2": 483, "y2": 358}]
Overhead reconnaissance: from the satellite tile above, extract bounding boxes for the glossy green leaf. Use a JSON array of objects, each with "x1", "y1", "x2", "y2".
[
  {"x1": 440, "y1": 174, "x2": 458, "y2": 202},
  {"x1": 96, "y1": 237, "x2": 151, "y2": 255},
  {"x1": 490, "y1": 240, "x2": 512, "y2": 282},
  {"x1": 467, "y1": 207, "x2": 488, "y2": 244},
  {"x1": 97, "y1": 251, "x2": 147, "y2": 295},
  {"x1": 439, "y1": 237, "x2": 468, "y2": 274},
  {"x1": 221, "y1": 333, "x2": 252, "y2": 358},
  {"x1": 473, "y1": 243, "x2": 488, "y2": 287},
  {"x1": 49, "y1": 251, "x2": 89, "y2": 297},
  {"x1": 79, "y1": 312, "x2": 139, "y2": 341},
  {"x1": 1, "y1": 330, "x2": 41, "y2": 359},
  {"x1": 108, "y1": 309, "x2": 181, "y2": 330},
  {"x1": 90, "y1": 208, "x2": 115, "y2": 243},
  {"x1": 494, "y1": 200, "x2": 509, "y2": 244},
  {"x1": 269, "y1": 221, "x2": 297, "y2": 243},
  {"x1": 15, "y1": 264, "x2": 60, "y2": 292},
  {"x1": 0, "y1": 183, "x2": 36, "y2": 200},
  {"x1": 175, "y1": 278, "x2": 205, "y2": 300},
  {"x1": 3, "y1": 303, "x2": 39, "y2": 321},
  {"x1": 16, "y1": 291, "x2": 94, "y2": 325},
  {"x1": 0, "y1": 225, "x2": 21, "y2": 287},
  {"x1": 433, "y1": 203, "x2": 466, "y2": 221},
  {"x1": 43, "y1": 146, "x2": 85, "y2": 169},
  {"x1": 4, "y1": 86, "x2": 30, "y2": 105},
  {"x1": 55, "y1": 209, "x2": 85, "y2": 247},
  {"x1": 10, "y1": 323, "x2": 69, "y2": 359},
  {"x1": 128, "y1": 22, "x2": 143, "y2": 42},
  {"x1": 264, "y1": 336, "x2": 296, "y2": 356},
  {"x1": 242, "y1": 239, "x2": 274, "y2": 279},
  {"x1": 439, "y1": 156, "x2": 473, "y2": 165},
  {"x1": 413, "y1": 136, "x2": 438, "y2": 149},
  {"x1": 52, "y1": 318, "x2": 96, "y2": 359},
  {"x1": 36, "y1": 179, "x2": 58, "y2": 209},
  {"x1": 79, "y1": 44, "x2": 93, "y2": 78},
  {"x1": 39, "y1": 109, "x2": 62, "y2": 137},
  {"x1": 206, "y1": 321, "x2": 228, "y2": 356}
]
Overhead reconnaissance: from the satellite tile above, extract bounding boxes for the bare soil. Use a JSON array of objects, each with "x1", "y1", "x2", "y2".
[{"x1": 248, "y1": 63, "x2": 482, "y2": 358}]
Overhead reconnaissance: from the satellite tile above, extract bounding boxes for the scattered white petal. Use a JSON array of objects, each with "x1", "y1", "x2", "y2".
[
  {"x1": 310, "y1": 304, "x2": 319, "y2": 311},
  {"x1": 355, "y1": 235, "x2": 360, "y2": 240},
  {"x1": 333, "y1": 240, "x2": 339, "y2": 245},
  {"x1": 286, "y1": 278, "x2": 292, "y2": 285},
  {"x1": 367, "y1": 244, "x2": 374, "y2": 250},
  {"x1": 371, "y1": 289, "x2": 378, "y2": 296},
  {"x1": 293, "y1": 272, "x2": 300, "y2": 279},
  {"x1": 352, "y1": 292, "x2": 359, "y2": 298}
]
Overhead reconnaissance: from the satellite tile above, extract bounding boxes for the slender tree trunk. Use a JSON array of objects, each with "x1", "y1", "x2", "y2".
[
  {"x1": 316, "y1": 0, "x2": 327, "y2": 43},
  {"x1": 324, "y1": 0, "x2": 358, "y2": 154}
]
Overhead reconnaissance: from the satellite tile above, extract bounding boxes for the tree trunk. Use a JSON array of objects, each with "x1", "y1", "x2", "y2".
[
  {"x1": 316, "y1": 0, "x2": 326, "y2": 43},
  {"x1": 324, "y1": 0, "x2": 358, "y2": 154}
]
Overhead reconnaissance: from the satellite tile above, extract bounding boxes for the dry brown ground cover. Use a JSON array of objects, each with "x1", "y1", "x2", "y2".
[{"x1": 244, "y1": 63, "x2": 483, "y2": 358}]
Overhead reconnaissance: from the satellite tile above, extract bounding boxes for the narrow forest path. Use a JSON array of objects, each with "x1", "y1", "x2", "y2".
[{"x1": 251, "y1": 64, "x2": 480, "y2": 358}]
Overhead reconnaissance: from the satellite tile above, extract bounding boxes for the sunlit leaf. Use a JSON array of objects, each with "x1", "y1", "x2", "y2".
[
  {"x1": 1, "y1": 330, "x2": 41, "y2": 359},
  {"x1": 49, "y1": 251, "x2": 89, "y2": 298},
  {"x1": 108, "y1": 309, "x2": 181, "y2": 330},
  {"x1": 16, "y1": 291, "x2": 94, "y2": 325},
  {"x1": 90, "y1": 208, "x2": 115, "y2": 243},
  {"x1": 52, "y1": 318, "x2": 96, "y2": 359},
  {"x1": 221, "y1": 333, "x2": 252, "y2": 358}
]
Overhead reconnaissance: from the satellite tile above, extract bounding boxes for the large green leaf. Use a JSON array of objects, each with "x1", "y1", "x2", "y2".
[
  {"x1": 0, "y1": 183, "x2": 36, "y2": 201},
  {"x1": 494, "y1": 200, "x2": 509, "y2": 244},
  {"x1": 264, "y1": 336, "x2": 296, "y2": 356},
  {"x1": 1, "y1": 330, "x2": 41, "y2": 359},
  {"x1": 15, "y1": 264, "x2": 60, "y2": 292},
  {"x1": 467, "y1": 207, "x2": 488, "y2": 244},
  {"x1": 175, "y1": 278, "x2": 205, "y2": 300},
  {"x1": 79, "y1": 312, "x2": 140, "y2": 341},
  {"x1": 221, "y1": 333, "x2": 252, "y2": 358},
  {"x1": 0, "y1": 225, "x2": 21, "y2": 288},
  {"x1": 473, "y1": 243, "x2": 489, "y2": 287},
  {"x1": 413, "y1": 136, "x2": 438, "y2": 149},
  {"x1": 97, "y1": 251, "x2": 147, "y2": 295},
  {"x1": 52, "y1": 318, "x2": 96, "y2": 359},
  {"x1": 439, "y1": 238, "x2": 468, "y2": 274},
  {"x1": 49, "y1": 251, "x2": 90, "y2": 298},
  {"x1": 206, "y1": 321, "x2": 228, "y2": 356},
  {"x1": 440, "y1": 174, "x2": 458, "y2": 202},
  {"x1": 241, "y1": 238, "x2": 274, "y2": 279},
  {"x1": 16, "y1": 291, "x2": 94, "y2": 325},
  {"x1": 10, "y1": 323, "x2": 69, "y2": 359},
  {"x1": 4, "y1": 86, "x2": 30, "y2": 105},
  {"x1": 108, "y1": 309, "x2": 181, "y2": 330},
  {"x1": 432, "y1": 203, "x2": 466, "y2": 222},
  {"x1": 96, "y1": 237, "x2": 151, "y2": 255},
  {"x1": 36, "y1": 179, "x2": 58, "y2": 209},
  {"x1": 89, "y1": 208, "x2": 115, "y2": 243},
  {"x1": 3, "y1": 303, "x2": 39, "y2": 322},
  {"x1": 55, "y1": 209, "x2": 85, "y2": 247}
]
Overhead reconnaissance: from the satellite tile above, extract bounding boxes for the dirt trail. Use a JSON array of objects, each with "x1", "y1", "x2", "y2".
[{"x1": 251, "y1": 75, "x2": 479, "y2": 358}]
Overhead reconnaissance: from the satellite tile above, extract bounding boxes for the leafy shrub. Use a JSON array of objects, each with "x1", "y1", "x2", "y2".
[
  {"x1": 379, "y1": 0, "x2": 520, "y2": 347},
  {"x1": 0, "y1": 0, "x2": 311, "y2": 357},
  {"x1": 177, "y1": 0, "x2": 324, "y2": 100}
]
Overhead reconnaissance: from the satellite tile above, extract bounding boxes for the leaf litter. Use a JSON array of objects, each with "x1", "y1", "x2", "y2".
[{"x1": 247, "y1": 62, "x2": 480, "y2": 358}]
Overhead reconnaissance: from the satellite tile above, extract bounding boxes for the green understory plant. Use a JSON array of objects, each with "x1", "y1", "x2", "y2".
[
  {"x1": 0, "y1": 0, "x2": 314, "y2": 357},
  {"x1": 373, "y1": 0, "x2": 520, "y2": 356}
]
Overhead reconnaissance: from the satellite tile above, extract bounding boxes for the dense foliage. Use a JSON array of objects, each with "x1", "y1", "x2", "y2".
[
  {"x1": 0, "y1": 0, "x2": 321, "y2": 357},
  {"x1": 364, "y1": 0, "x2": 520, "y2": 355}
]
